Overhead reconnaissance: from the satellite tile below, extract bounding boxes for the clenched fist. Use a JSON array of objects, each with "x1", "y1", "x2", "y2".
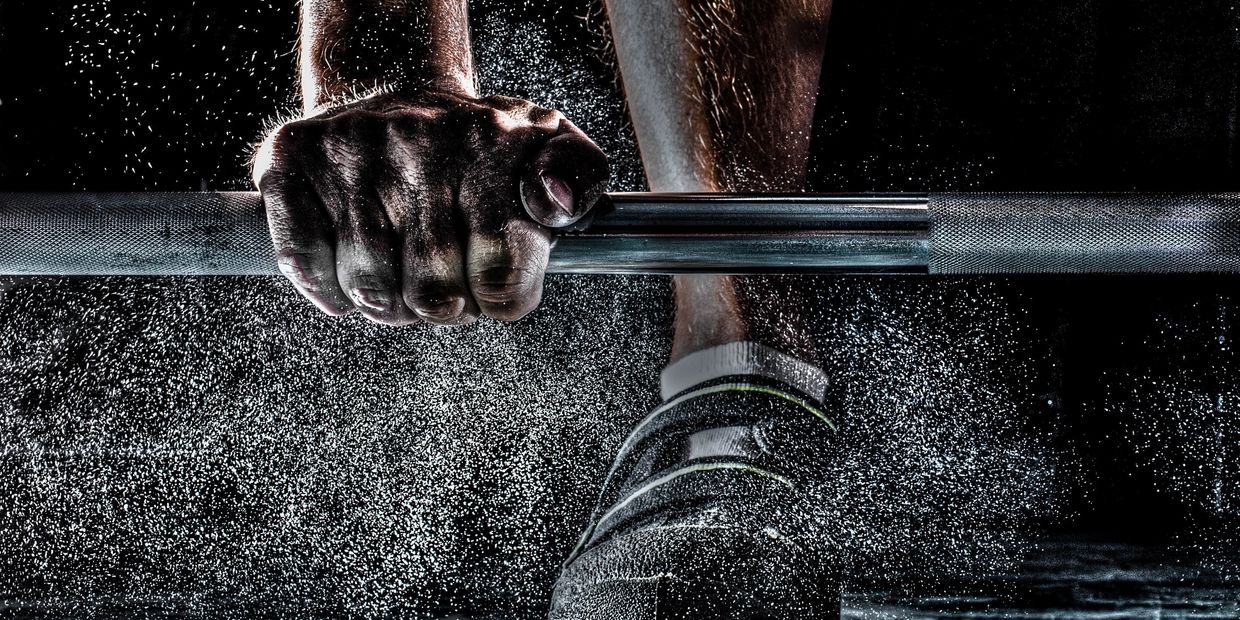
[{"x1": 253, "y1": 89, "x2": 609, "y2": 326}]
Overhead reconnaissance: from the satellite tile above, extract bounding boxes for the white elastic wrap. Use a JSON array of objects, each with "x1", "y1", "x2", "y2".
[{"x1": 659, "y1": 341, "x2": 827, "y2": 402}]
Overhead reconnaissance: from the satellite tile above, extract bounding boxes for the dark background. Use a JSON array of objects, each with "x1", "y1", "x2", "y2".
[{"x1": 2, "y1": 0, "x2": 1240, "y2": 616}]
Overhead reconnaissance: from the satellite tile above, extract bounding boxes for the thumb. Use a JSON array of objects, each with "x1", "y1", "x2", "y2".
[{"x1": 520, "y1": 120, "x2": 610, "y2": 228}]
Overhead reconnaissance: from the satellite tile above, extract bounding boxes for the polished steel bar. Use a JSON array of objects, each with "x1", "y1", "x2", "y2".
[
  {"x1": 589, "y1": 192, "x2": 930, "y2": 232},
  {"x1": 555, "y1": 193, "x2": 930, "y2": 274}
]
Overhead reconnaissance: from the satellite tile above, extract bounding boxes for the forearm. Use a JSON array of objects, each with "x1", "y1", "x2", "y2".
[
  {"x1": 607, "y1": 0, "x2": 831, "y2": 363},
  {"x1": 299, "y1": 0, "x2": 474, "y2": 111},
  {"x1": 606, "y1": 0, "x2": 831, "y2": 192}
]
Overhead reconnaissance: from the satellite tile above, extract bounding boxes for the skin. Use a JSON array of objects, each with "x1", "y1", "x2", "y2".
[
  {"x1": 253, "y1": 0, "x2": 609, "y2": 326},
  {"x1": 253, "y1": 0, "x2": 830, "y2": 365},
  {"x1": 605, "y1": 0, "x2": 832, "y2": 363}
]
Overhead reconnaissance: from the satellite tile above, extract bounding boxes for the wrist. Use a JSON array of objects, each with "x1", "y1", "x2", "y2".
[
  {"x1": 417, "y1": 69, "x2": 477, "y2": 99},
  {"x1": 303, "y1": 71, "x2": 478, "y2": 117}
]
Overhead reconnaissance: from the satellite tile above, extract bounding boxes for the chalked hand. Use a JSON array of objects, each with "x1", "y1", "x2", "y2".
[{"x1": 252, "y1": 89, "x2": 609, "y2": 326}]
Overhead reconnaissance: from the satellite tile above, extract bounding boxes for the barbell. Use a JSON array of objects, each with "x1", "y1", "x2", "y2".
[{"x1": 1, "y1": 191, "x2": 1238, "y2": 275}]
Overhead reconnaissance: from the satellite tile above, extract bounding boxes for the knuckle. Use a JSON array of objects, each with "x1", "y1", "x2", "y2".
[
  {"x1": 385, "y1": 114, "x2": 425, "y2": 142},
  {"x1": 481, "y1": 96, "x2": 558, "y2": 126},
  {"x1": 461, "y1": 104, "x2": 505, "y2": 126},
  {"x1": 255, "y1": 124, "x2": 308, "y2": 185},
  {"x1": 322, "y1": 110, "x2": 382, "y2": 145},
  {"x1": 383, "y1": 114, "x2": 438, "y2": 159},
  {"x1": 405, "y1": 275, "x2": 456, "y2": 298},
  {"x1": 259, "y1": 121, "x2": 327, "y2": 186},
  {"x1": 318, "y1": 123, "x2": 351, "y2": 148},
  {"x1": 449, "y1": 105, "x2": 507, "y2": 143},
  {"x1": 480, "y1": 94, "x2": 526, "y2": 111},
  {"x1": 527, "y1": 106, "x2": 564, "y2": 128},
  {"x1": 343, "y1": 271, "x2": 394, "y2": 292},
  {"x1": 256, "y1": 170, "x2": 291, "y2": 197}
]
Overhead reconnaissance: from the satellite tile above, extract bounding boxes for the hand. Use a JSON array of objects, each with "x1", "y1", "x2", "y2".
[{"x1": 252, "y1": 89, "x2": 609, "y2": 326}]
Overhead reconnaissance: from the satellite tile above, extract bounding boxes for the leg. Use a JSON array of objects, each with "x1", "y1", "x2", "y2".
[
  {"x1": 605, "y1": 0, "x2": 832, "y2": 363},
  {"x1": 549, "y1": 3, "x2": 840, "y2": 617}
]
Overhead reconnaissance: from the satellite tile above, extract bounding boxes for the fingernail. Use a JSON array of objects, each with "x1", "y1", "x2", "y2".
[
  {"x1": 541, "y1": 173, "x2": 575, "y2": 217},
  {"x1": 350, "y1": 288, "x2": 394, "y2": 310},
  {"x1": 413, "y1": 296, "x2": 466, "y2": 320}
]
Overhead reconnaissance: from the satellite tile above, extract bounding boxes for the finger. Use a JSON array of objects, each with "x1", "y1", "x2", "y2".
[
  {"x1": 403, "y1": 225, "x2": 477, "y2": 326},
  {"x1": 306, "y1": 115, "x2": 419, "y2": 326},
  {"x1": 258, "y1": 166, "x2": 352, "y2": 316},
  {"x1": 382, "y1": 127, "x2": 478, "y2": 326},
  {"x1": 465, "y1": 221, "x2": 551, "y2": 322},
  {"x1": 461, "y1": 176, "x2": 552, "y2": 321},
  {"x1": 519, "y1": 118, "x2": 610, "y2": 228},
  {"x1": 334, "y1": 215, "x2": 419, "y2": 326}
]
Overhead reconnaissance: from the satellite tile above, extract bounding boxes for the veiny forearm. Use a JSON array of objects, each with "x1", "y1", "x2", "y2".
[
  {"x1": 300, "y1": 0, "x2": 474, "y2": 111},
  {"x1": 606, "y1": 0, "x2": 831, "y2": 192}
]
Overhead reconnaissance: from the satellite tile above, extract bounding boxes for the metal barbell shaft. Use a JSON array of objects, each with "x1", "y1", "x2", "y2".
[{"x1": 1, "y1": 191, "x2": 1239, "y2": 275}]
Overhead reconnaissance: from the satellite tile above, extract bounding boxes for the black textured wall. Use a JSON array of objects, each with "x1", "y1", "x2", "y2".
[{"x1": 2, "y1": 1, "x2": 1240, "y2": 616}]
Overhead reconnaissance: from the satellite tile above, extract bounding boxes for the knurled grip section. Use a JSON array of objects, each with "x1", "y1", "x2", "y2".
[
  {"x1": 0, "y1": 192, "x2": 276, "y2": 276},
  {"x1": 928, "y1": 192, "x2": 1240, "y2": 274}
]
